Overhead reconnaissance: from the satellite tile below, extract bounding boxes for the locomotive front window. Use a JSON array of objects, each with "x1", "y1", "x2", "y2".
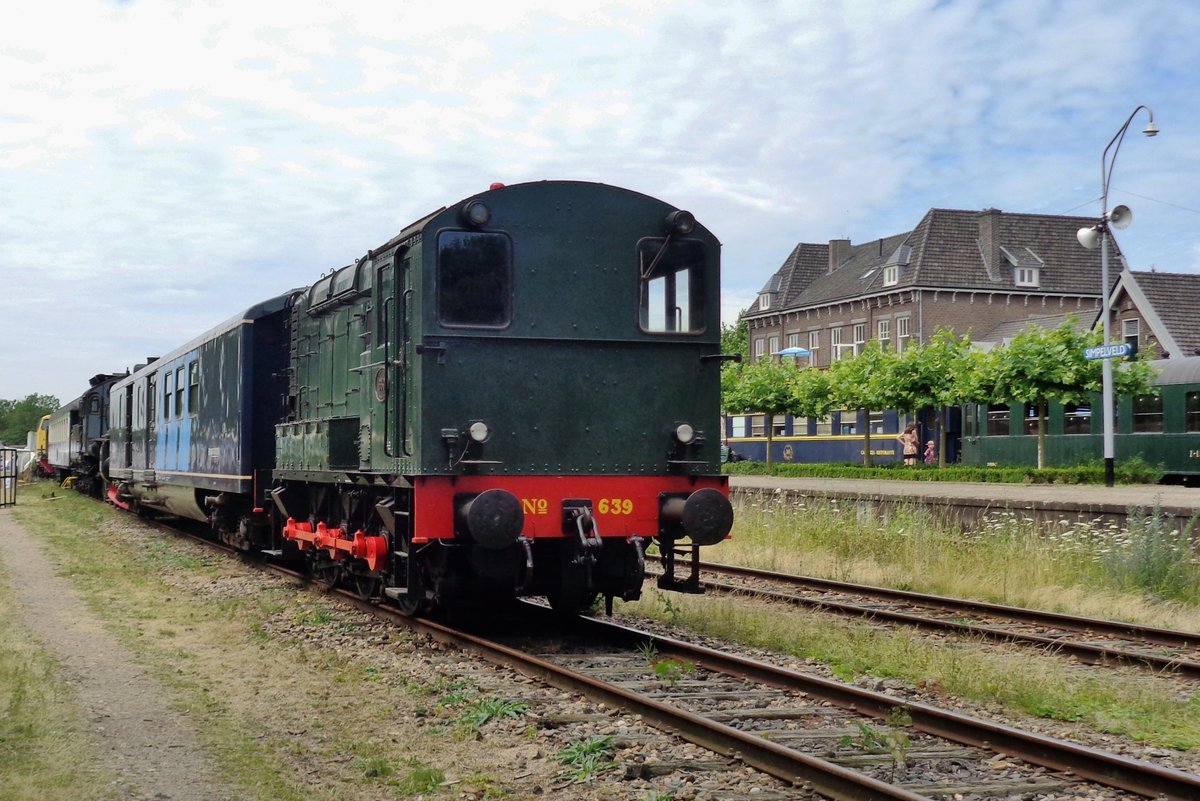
[
  {"x1": 437, "y1": 231, "x2": 512, "y2": 328},
  {"x1": 639, "y1": 238, "x2": 706, "y2": 334}
]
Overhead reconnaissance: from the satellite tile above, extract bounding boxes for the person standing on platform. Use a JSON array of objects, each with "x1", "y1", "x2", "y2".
[{"x1": 897, "y1": 424, "x2": 919, "y2": 466}]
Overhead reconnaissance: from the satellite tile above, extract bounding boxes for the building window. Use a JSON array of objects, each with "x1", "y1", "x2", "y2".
[
  {"x1": 1123, "y1": 318, "x2": 1141, "y2": 351},
  {"x1": 853, "y1": 323, "x2": 866, "y2": 356},
  {"x1": 754, "y1": 338, "x2": 766, "y2": 360},
  {"x1": 1015, "y1": 267, "x2": 1040, "y2": 287},
  {"x1": 883, "y1": 264, "x2": 899, "y2": 286},
  {"x1": 788, "y1": 332, "x2": 801, "y2": 349},
  {"x1": 1187, "y1": 393, "x2": 1200, "y2": 432},
  {"x1": 1132, "y1": 394, "x2": 1163, "y2": 433},
  {"x1": 830, "y1": 328, "x2": 844, "y2": 361},
  {"x1": 877, "y1": 318, "x2": 890, "y2": 346},
  {"x1": 897, "y1": 316, "x2": 911, "y2": 350},
  {"x1": 768, "y1": 335, "x2": 780, "y2": 356},
  {"x1": 986, "y1": 404, "x2": 1010, "y2": 436},
  {"x1": 759, "y1": 293, "x2": 771, "y2": 310},
  {"x1": 808, "y1": 330, "x2": 820, "y2": 354},
  {"x1": 1063, "y1": 402, "x2": 1091, "y2": 435}
]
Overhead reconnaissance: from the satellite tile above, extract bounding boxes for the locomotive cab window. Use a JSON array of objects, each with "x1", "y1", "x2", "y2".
[
  {"x1": 437, "y1": 231, "x2": 512, "y2": 328},
  {"x1": 639, "y1": 238, "x2": 706, "y2": 334}
]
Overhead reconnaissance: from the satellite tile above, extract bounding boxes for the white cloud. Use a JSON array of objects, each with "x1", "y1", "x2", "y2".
[{"x1": 2, "y1": 0, "x2": 1199, "y2": 402}]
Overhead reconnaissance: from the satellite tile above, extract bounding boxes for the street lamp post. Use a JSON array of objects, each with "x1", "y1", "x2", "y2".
[{"x1": 1076, "y1": 105, "x2": 1158, "y2": 487}]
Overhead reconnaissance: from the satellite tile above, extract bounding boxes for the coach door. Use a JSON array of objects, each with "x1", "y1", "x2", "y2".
[{"x1": 0, "y1": 448, "x2": 16, "y2": 507}]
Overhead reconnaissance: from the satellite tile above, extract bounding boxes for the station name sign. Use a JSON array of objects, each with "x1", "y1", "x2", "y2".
[{"x1": 1084, "y1": 343, "x2": 1134, "y2": 360}]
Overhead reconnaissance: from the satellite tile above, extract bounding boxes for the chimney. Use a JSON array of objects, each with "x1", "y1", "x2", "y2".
[
  {"x1": 828, "y1": 239, "x2": 851, "y2": 274},
  {"x1": 977, "y1": 208, "x2": 1002, "y2": 279}
]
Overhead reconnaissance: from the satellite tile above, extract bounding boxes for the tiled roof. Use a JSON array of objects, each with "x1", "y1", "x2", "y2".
[
  {"x1": 1128, "y1": 271, "x2": 1200, "y2": 357},
  {"x1": 978, "y1": 312, "x2": 1088, "y2": 345},
  {"x1": 746, "y1": 208, "x2": 1108, "y2": 318}
]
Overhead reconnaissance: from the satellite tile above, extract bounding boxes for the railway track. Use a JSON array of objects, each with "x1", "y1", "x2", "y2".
[
  {"x1": 134, "y1": 514, "x2": 1200, "y2": 799},
  {"x1": 654, "y1": 558, "x2": 1200, "y2": 678}
]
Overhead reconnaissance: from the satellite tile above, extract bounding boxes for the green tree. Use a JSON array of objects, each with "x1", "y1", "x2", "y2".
[
  {"x1": 892, "y1": 330, "x2": 984, "y2": 466},
  {"x1": 828, "y1": 342, "x2": 901, "y2": 466},
  {"x1": 0, "y1": 393, "x2": 60, "y2": 446},
  {"x1": 720, "y1": 315, "x2": 748, "y2": 359},
  {"x1": 722, "y1": 358, "x2": 801, "y2": 469},
  {"x1": 985, "y1": 319, "x2": 1157, "y2": 468}
]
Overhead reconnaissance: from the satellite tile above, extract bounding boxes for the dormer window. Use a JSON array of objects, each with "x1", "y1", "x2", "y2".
[
  {"x1": 1001, "y1": 246, "x2": 1043, "y2": 288},
  {"x1": 759, "y1": 292, "x2": 771, "y2": 310},
  {"x1": 1014, "y1": 266, "x2": 1039, "y2": 287},
  {"x1": 883, "y1": 264, "x2": 899, "y2": 286}
]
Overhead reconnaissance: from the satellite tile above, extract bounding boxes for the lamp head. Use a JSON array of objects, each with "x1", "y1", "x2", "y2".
[
  {"x1": 1077, "y1": 226, "x2": 1101, "y2": 250},
  {"x1": 1143, "y1": 120, "x2": 1159, "y2": 137}
]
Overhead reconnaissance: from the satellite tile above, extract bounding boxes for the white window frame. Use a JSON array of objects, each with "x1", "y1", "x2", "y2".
[
  {"x1": 831, "y1": 327, "x2": 844, "y2": 361},
  {"x1": 759, "y1": 293, "x2": 771, "y2": 310},
  {"x1": 897, "y1": 316, "x2": 911, "y2": 350},
  {"x1": 1014, "y1": 266, "x2": 1039, "y2": 287},
  {"x1": 788, "y1": 332, "x2": 801, "y2": 349},
  {"x1": 883, "y1": 264, "x2": 899, "y2": 286},
  {"x1": 853, "y1": 323, "x2": 866, "y2": 356},
  {"x1": 877, "y1": 318, "x2": 890, "y2": 346},
  {"x1": 808, "y1": 330, "x2": 820, "y2": 353},
  {"x1": 754, "y1": 337, "x2": 766, "y2": 359},
  {"x1": 1123, "y1": 318, "x2": 1141, "y2": 340}
]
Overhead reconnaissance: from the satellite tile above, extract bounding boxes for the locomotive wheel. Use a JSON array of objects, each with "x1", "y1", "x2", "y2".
[
  {"x1": 546, "y1": 585, "x2": 599, "y2": 618},
  {"x1": 354, "y1": 572, "x2": 383, "y2": 601},
  {"x1": 309, "y1": 553, "x2": 342, "y2": 587}
]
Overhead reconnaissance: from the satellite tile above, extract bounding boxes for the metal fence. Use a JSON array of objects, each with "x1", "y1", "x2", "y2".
[{"x1": 0, "y1": 448, "x2": 16, "y2": 507}]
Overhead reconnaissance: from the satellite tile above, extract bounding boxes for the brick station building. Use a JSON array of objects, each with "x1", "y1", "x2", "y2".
[{"x1": 742, "y1": 207, "x2": 1112, "y2": 365}]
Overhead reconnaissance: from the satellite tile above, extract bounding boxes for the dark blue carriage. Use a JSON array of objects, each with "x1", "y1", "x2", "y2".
[{"x1": 103, "y1": 292, "x2": 293, "y2": 541}]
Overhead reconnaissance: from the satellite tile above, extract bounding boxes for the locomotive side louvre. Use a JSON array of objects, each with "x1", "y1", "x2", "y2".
[{"x1": 271, "y1": 181, "x2": 733, "y2": 613}]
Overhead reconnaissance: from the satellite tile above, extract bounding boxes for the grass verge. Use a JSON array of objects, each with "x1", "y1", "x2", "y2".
[
  {"x1": 9, "y1": 485, "x2": 520, "y2": 800},
  {"x1": 0, "y1": 532, "x2": 117, "y2": 800}
]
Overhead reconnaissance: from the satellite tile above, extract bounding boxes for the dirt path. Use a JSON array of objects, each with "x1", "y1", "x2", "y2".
[{"x1": 0, "y1": 508, "x2": 239, "y2": 801}]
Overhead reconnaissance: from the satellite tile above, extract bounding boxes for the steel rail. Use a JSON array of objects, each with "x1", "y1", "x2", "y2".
[
  {"x1": 689, "y1": 559, "x2": 1200, "y2": 648},
  {"x1": 654, "y1": 557, "x2": 1200, "y2": 676},
  {"x1": 571, "y1": 615, "x2": 1200, "y2": 801},
  {"x1": 133, "y1": 514, "x2": 1200, "y2": 799}
]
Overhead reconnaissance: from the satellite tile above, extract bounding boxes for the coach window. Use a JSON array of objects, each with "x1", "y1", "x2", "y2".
[
  {"x1": 1063, "y1": 402, "x2": 1092, "y2": 435},
  {"x1": 175, "y1": 366, "x2": 185, "y2": 417},
  {"x1": 793, "y1": 417, "x2": 810, "y2": 436},
  {"x1": 1022, "y1": 403, "x2": 1039, "y2": 435},
  {"x1": 639, "y1": 238, "x2": 706, "y2": 334},
  {"x1": 986, "y1": 404, "x2": 1010, "y2": 436},
  {"x1": 730, "y1": 416, "x2": 747, "y2": 438},
  {"x1": 1132, "y1": 394, "x2": 1163, "y2": 433},
  {"x1": 148, "y1": 376, "x2": 157, "y2": 426},
  {"x1": 437, "y1": 231, "x2": 511, "y2": 328},
  {"x1": 750, "y1": 415, "x2": 765, "y2": 437},
  {"x1": 188, "y1": 362, "x2": 199, "y2": 414},
  {"x1": 1187, "y1": 393, "x2": 1200, "y2": 432},
  {"x1": 163, "y1": 373, "x2": 173, "y2": 420}
]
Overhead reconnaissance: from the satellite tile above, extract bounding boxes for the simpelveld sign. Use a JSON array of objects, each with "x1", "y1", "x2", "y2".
[{"x1": 1084, "y1": 343, "x2": 1134, "y2": 360}]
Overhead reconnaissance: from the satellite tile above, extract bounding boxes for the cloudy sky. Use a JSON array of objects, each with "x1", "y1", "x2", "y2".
[{"x1": 3, "y1": 0, "x2": 1198, "y2": 406}]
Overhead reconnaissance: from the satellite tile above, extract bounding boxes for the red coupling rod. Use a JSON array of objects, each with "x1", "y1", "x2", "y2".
[{"x1": 283, "y1": 518, "x2": 388, "y2": 572}]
